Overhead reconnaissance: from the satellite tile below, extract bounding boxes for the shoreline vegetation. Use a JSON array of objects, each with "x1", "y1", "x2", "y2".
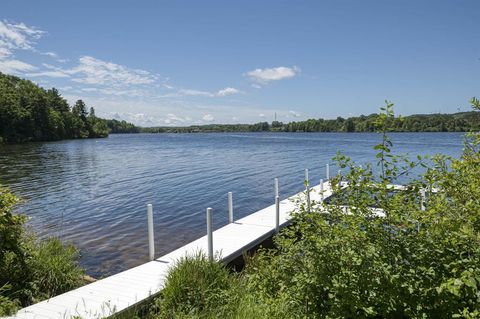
[
  {"x1": 138, "y1": 110, "x2": 479, "y2": 134},
  {"x1": 142, "y1": 100, "x2": 480, "y2": 318},
  {"x1": 0, "y1": 186, "x2": 85, "y2": 315},
  {"x1": 0, "y1": 72, "x2": 136, "y2": 144},
  {"x1": 1, "y1": 72, "x2": 479, "y2": 145}
]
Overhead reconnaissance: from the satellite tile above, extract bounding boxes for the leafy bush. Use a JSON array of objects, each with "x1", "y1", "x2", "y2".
[
  {"x1": 241, "y1": 100, "x2": 480, "y2": 318},
  {"x1": 0, "y1": 186, "x2": 84, "y2": 315}
]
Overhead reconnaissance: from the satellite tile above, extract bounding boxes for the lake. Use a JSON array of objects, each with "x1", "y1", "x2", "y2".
[{"x1": 0, "y1": 132, "x2": 465, "y2": 276}]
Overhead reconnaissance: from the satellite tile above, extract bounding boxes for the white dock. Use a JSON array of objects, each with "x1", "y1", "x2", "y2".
[{"x1": 7, "y1": 180, "x2": 335, "y2": 319}]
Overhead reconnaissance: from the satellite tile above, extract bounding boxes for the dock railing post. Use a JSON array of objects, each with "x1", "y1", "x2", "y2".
[
  {"x1": 305, "y1": 168, "x2": 310, "y2": 212},
  {"x1": 274, "y1": 177, "x2": 279, "y2": 198},
  {"x1": 275, "y1": 195, "x2": 280, "y2": 233},
  {"x1": 320, "y1": 178, "x2": 324, "y2": 200},
  {"x1": 326, "y1": 163, "x2": 330, "y2": 180},
  {"x1": 420, "y1": 189, "x2": 426, "y2": 211},
  {"x1": 147, "y1": 204, "x2": 155, "y2": 261},
  {"x1": 206, "y1": 207, "x2": 213, "y2": 261},
  {"x1": 228, "y1": 192, "x2": 233, "y2": 223}
]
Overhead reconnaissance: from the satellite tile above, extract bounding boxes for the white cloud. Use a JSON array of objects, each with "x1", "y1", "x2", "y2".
[
  {"x1": 166, "y1": 113, "x2": 186, "y2": 124},
  {"x1": 259, "y1": 113, "x2": 266, "y2": 118},
  {"x1": 0, "y1": 20, "x2": 44, "y2": 74},
  {"x1": 27, "y1": 63, "x2": 71, "y2": 78},
  {"x1": 179, "y1": 89, "x2": 213, "y2": 97},
  {"x1": 81, "y1": 87, "x2": 98, "y2": 92},
  {"x1": 43, "y1": 51, "x2": 57, "y2": 58},
  {"x1": 26, "y1": 70, "x2": 70, "y2": 78},
  {"x1": 246, "y1": 66, "x2": 300, "y2": 84},
  {"x1": 42, "y1": 51, "x2": 67, "y2": 63},
  {"x1": 68, "y1": 56, "x2": 158, "y2": 86},
  {"x1": 0, "y1": 20, "x2": 44, "y2": 59},
  {"x1": 178, "y1": 87, "x2": 240, "y2": 97},
  {"x1": 0, "y1": 59, "x2": 36, "y2": 73},
  {"x1": 31, "y1": 56, "x2": 160, "y2": 98},
  {"x1": 217, "y1": 87, "x2": 240, "y2": 96},
  {"x1": 202, "y1": 114, "x2": 215, "y2": 122},
  {"x1": 67, "y1": 93, "x2": 303, "y2": 127},
  {"x1": 289, "y1": 110, "x2": 301, "y2": 117}
]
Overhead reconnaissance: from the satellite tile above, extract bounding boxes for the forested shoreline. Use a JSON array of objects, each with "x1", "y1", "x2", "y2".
[
  {"x1": 142, "y1": 110, "x2": 480, "y2": 133},
  {"x1": 0, "y1": 72, "x2": 138, "y2": 144}
]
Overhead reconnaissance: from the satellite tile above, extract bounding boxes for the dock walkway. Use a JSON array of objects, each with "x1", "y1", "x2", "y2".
[{"x1": 8, "y1": 181, "x2": 334, "y2": 319}]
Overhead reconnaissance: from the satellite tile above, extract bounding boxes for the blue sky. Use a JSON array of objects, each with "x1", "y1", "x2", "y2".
[{"x1": 1, "y1": 1, "x2": 479, "y2": 126}]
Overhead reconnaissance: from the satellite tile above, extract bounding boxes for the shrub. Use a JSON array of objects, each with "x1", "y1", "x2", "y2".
[
  {"x1": 148, "y1": 252, "x2": 289, "y2": 319},
  {"x1": 153, "y1": 252, "x2": 233, "y2": 318},
  {"x1": 0, "y1": 186, "x2": 84, "y2": 315},
  {"x1": 28, "y1": 238, "x2": 84, "y2": 302},
  {"x1": 241, "y1": 100, "x2": 480, "y2": 318}
]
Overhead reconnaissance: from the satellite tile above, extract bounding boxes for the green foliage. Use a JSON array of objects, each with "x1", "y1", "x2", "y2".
[
  {"x1": 140, "y1": 109, "x2": 479, "y2": 134},
  {"x1": 0, "y1": 285, "x2": 19, "y2": 317},
  {"x1": 105, "y1": 119, "x2": 140, "y2": 133},
  {"x1": 0, "y1": 72, "x2": 114, "y2": 143},
  {"x1": 28, "y1": 238, "x2": 84, "y2": 302},
  {"x1": 148, "y1": 252, "x2": 289, "y2": 319},
  {"x1": 0, "y1": 186, "x2": 84, "y2": 315},
  {"x1": 147, "y1": 99, "x2": 480, "y2": 318},
  {"x1": 152, "y1": 252, "x2": 233, "y2": 318},
  {"x1": 239, "y1": 99, "x2": 480, "y2": 318}
]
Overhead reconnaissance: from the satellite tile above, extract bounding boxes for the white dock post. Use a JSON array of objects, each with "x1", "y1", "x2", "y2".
[
  {"x1": 320, "y1": 178, "x2": 324, "y2": 200},
  {"x1": 274, "y1": 177, "x2": 279, "y2": 198},
  {"x1": 326, "y1": 163, "x2": 330, "y2": 180},
  {"x1": 206, "y1": 207, "x2": 213, "y2": 261},
  {"x1": 147, "y1": 204, "x2": 155, "y2": 261},
  {"x1": 420, "y1": 189, "x2": 426, "y2": 211},
  {"x1": 275, "y1": 195, "x2": 280, "y2": 233},
  {"x1": 228, "y1": 192, "x2": 233, "y2": 223},
  {"x1": 305, "y1": 169, "x2": 310, "y2": 212}
]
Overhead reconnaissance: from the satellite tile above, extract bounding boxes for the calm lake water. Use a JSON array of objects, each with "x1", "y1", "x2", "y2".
[{"x1": 0, "y1": 132, "x2": 464, "y2": 276}]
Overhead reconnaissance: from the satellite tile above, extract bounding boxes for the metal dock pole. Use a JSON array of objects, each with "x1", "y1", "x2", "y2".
[
  {"x1": 320, "y1": 178, "x2": 324, "y2": 200},
  {"x1": 228, "y1": 192, "x2": 233, "y2": 223},
  {"x1": 275, "y1": 195, "x2": 280, "y2": 233},
  {"x1": 147, "y1": 204, "x2": 155, "y2": 261},
  {"x1": 274, "y1": 177, "x2": 279, "y2": 198},
  {"x1": 207, "y1": 207, "x2": 213, "y2": 261}
]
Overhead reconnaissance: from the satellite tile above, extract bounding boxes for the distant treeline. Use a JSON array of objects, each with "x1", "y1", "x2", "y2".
[
  {"x1": 0, "y1": 72, "x2": 139, "y2": 144},
  {"x1": 140, "y1": 111, "x2": 480, "y2": 133},
  {"x1": 2, "y1": 72, "x2": 478, "y2": 143},
  {"x1": 104, "y1": 119, "x2": 140, "y2": 134}
]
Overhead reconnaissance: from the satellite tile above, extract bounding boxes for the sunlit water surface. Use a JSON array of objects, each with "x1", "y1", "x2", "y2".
[{"x1": 0, "y1": 132, "x2": 464, "y2": 276}]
